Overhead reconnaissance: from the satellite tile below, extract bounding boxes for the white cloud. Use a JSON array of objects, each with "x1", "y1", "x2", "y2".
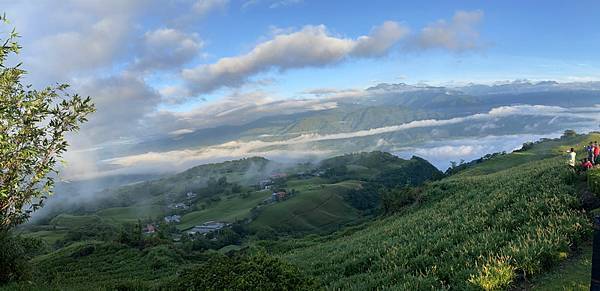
[
  {"x1": 74, "y1": 74, "x2": 162, "y2": 143},
  {"x1": 352, "y1": 21, "x2": 410, "y2": 57},
  {"x1": 182, "y1": 22, "x2": 409, "y2": 94},
  {"x1": 150, "y1": 91, "x2": 339, "y2": 134},
  {"x1": 193, "y1": 0, "x2": 229, "y2": 16},
  {"x1": 10, "y1": 0, "x2": 147, "y2": 82},
  {"x1": 269, "y1": 0, "x2": 303, "y2": 8},
  {"x1": 243, "y1": 0, "x2": 304, "y2": 9},
  {"x1": 31, "y1": 15, "x2": 130, "y2": 78},
  {"x1": 412, "y1": 10, "x2": 484, "y2": 52},
  {"x1": 132, "y1": 28, "x2": 203, "y2": 72},
  {"x1": 396, "y1": 132, "x2": 562, "y2": 169},
  {"x1": 415, "y1": 145, "x2": 478, "y2": 157}
]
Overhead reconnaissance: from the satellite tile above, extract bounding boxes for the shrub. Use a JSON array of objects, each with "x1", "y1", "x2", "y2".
[
  {"x1": 469, "y1": 256, "x2": 516, "y2": 290},
  {"x1": 343, "y1": 183, "x2": 381, "y2": 211},
  {"x1": 0, "y1": 232, "x2": 31, "y2": 284},
  {"x1": 588, "y1": 168, "x2": 600, "y2": 194},
  {"x1": 170, "y1": 253, "x2": 317, "y2": 290},
  {"x1": 381, "y1": 186, "x2": 422, "y2": 214}
]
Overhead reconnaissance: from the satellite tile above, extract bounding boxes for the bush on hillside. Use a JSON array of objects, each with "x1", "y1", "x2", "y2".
[
  {"x1": 0, "y1": 232, "x2": 45, "y2": 284},
  {"x1": 343, "y1": 183, "x2": 381, "y2": 212},
  {"x1": 373, "y1": 157, "x2": 444, "y2": 187},
  {"x1": 381, "y1": 186, "x2": 423, "y2": 214},
  {"x1": 562, "y1": 129, "x2": 577, "y2": 138},
  {"x1": 170, "y1": 253, "x2": 316, "y2": 290},
  {"x1": 469, "y1": 256, "x2": 516, "y2": 290},
  {"x1": 588, "y1": 168, "x2": 600, "y2": 194},
  {"x1": 58, "y1": 223, "x2": 121, "y2": 246}
]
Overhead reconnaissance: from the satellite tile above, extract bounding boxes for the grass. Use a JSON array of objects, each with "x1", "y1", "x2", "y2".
[
  {"x1": 49, "y1": 214, "x2": 110, "y2": 228},
  {"x1": 96, "y1": 205, "x2": 164, "y2": 223},
  {"x1": 286, "y1": 177, "x2": 330, "y2": 188},
  {"x1": 529, "y1": 244, "x2": 592, "y2": 290},
  {"x1": 20, "y1": 241, "x2": 185, "y2": 290},
  {"x1": 178, "y1": 190, "x2": 272, "y2": 230},
  {"x1": 455, "y1": 134, "x2": 595, "y2": 177},
  {"x1": 250, "y1": 181, "x2": 362, "y2": 233},
  {"x1": 23, "y1": 229, "x2": 69, "y2": 245}
]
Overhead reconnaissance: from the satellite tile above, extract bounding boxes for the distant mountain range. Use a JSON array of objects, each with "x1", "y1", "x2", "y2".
[{"x1": 85, "y1": 81, "x2": 600, "y2": 179}]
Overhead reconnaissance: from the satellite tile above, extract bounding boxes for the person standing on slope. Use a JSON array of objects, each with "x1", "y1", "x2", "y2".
[
  {"x1": 568, "y1": 148, "x2": 577, "y2": 168},
  {"x1": 586, "y1": 142, "x2": 595, "y2": 165},
  {"x1": 594, "y1": 141, "x2": 600, "y2": 165}
]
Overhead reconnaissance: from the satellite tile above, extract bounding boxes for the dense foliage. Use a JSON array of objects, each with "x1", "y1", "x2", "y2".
[
  {"x1": 372, "y1": 156, "x2": 444, "y2": 187},
  {"x1": 0, "y1": 16, "x2": 94, "y2": 230},
  {"x1": 172, "y1": 253, "x2": 316, "y2": 290},
  {"x1": 281, "y1": 158, "x2": 590, "y2": 289},
  {"x1": 0, "y1": 232, "x2": 48, "y2": 284},
  {"x1": 588, "y1": 167, "x2": 600, "y2": 194},
  {"x1": 446, "y1": 152, "x2": 507, "y2": 175}
]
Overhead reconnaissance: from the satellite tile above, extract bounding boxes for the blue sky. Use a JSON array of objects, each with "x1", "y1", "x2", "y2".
[
  {"x1": 167, "y1": 0, "x2": 600, "y2": 108},
  {"x1": 2, "y1": 0, "x2": 600, "y2": 145}
]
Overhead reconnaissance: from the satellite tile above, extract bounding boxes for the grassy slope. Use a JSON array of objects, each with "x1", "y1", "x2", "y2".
[
  {"x1": 96, "y1": 205, "x2": 163, "y2": 223},
  {"x1": 24, "y1": 230, "x2": 69, "y2": 246},
  {"x1": 250, "y1": 181, "x2": 362, "y2": 233},
  {"x1": 50, "y1": 214, "x2": 109, "y2": 228},
  {"x1": 529, "y1": 244, "x2": 592, "y2": 290},
  {"x1": 277, "y1": 135, "x2": 596, "y2": 289},
  {"x1": 178, "y1": 190, "x2": 272, "y2": 230},
  {"x1": 13, "y1": 241, "x2": 186, "y2": 290},
  {"x1": 455, "y1": 135, "x2": 589, "y2": 177}
]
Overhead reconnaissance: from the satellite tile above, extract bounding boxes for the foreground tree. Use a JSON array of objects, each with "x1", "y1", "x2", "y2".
[{"x1": 0, "y1": 15, "x2": 95, "y2": 231}]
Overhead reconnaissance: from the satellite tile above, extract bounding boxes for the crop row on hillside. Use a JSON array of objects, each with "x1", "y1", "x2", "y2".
[{"x1": 280, "y1": 158, "x2": 590, "y2": 290}]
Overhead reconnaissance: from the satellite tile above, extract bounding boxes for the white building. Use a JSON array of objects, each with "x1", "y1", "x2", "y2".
[
  {"x1": 164, "y1": 215, "x2": 181, "y2": 223},
  {"x1": 186, "y1": 221, "x2": 227, "y2": 235}
]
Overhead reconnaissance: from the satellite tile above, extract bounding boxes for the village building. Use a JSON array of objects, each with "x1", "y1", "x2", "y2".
[
  {"x1": 186, "y1": 192, "x2": 197, "y2": 199},
  {"x1": 164, "y1": 215, "x2": 181, "y2": 223},
  {"x1": 143, "y1": 224, "x2": 156, "y2": 234},
  {"x1": 169, "y1": 202, "x2": 189, "y2": 210},
  {"x1": 269, "y1": 173, "x2": 288, "y2": 179},
  {"x1": 259, "y1": 179, "x2": 272, "y2": 189},
  {"x1": 186, "y1": 221, "x2": 227, "y2": 236},
  {"x1": 271, "y1": 190, "x2": 287, "y2": 202}
]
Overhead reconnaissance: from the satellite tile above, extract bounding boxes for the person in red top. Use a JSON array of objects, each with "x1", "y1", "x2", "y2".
[
  {"x1": 582, "y1": 158, "x2": 594, "y2": 170},
  {"x1": 594, "y1": 141, "x2": 600, "y2": 164}
]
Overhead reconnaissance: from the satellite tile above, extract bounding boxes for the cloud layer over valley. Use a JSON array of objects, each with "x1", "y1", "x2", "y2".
[{"x1": 99, "y1": 104, "x2": 600, "y2": 177}]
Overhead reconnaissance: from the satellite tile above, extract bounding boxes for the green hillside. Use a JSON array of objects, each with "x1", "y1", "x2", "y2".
[
  {"x1": 178, "y1": 190, "x2": 272, "y2": 230},
  {"x1": 319, "y1": 151, "x2": 444, "y2": 184},
  {"x1": 279, "y1": 157, "x2": 590, "y2": 289},
  {"x1": 262, "y1": 133, "x2": 600, "y2": 289},
  {"x1": 280, "y1": 105, "x2": 436, "y2": 135},
  {"x1": 250, "y1": 181, "x2": 362, "y2": 233},
  {"x1": 7, "y1": 134, "x2": 599, "y2": 290},
  {"x1": 96, "y1": 205, "x2": 164, "y2": 223},
  {"x1": 74, "y1": 157, "x2": 276, "y2": 212},
  {"x1": 453, "y1": 134, "x2": 593, "y2": 177}
]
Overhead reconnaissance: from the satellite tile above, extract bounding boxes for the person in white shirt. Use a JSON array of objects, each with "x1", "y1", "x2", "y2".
[{"x1": 567, "y1": 147, "x2": 576, "y2": 167}]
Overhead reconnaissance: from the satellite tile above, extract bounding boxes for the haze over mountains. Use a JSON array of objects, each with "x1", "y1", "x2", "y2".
[{"x1": 77, "y1": 80, "x2": 600, "y2": 180}]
